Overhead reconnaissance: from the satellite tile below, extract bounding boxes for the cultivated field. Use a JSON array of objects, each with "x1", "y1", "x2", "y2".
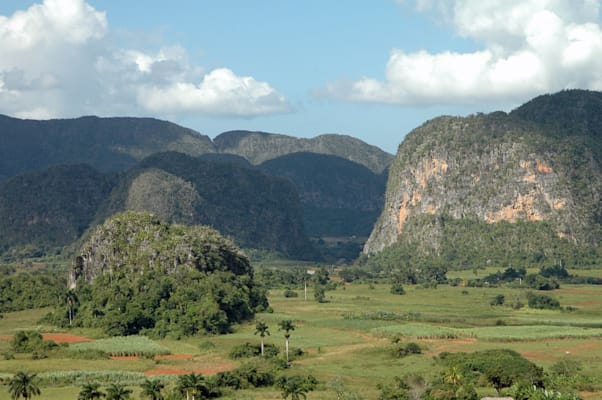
[{"x1": 1, "y1": 281, "x2": 602, "y2": 399}]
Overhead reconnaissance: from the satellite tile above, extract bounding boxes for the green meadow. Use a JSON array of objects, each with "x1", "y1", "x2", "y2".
[{"x1": 1, "y1": 282, "x2": 602, "y2": 399}]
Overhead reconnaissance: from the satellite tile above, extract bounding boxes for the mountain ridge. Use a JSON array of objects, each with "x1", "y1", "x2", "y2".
[{"x1": 0, "y1": 115, "x2": 393, "y2": 182}]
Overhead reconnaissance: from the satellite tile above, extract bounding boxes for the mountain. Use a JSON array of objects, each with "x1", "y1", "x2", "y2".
[
  {"x1": 101, "y1": 151, "x2": 315, "y2": 259},
  {"x1": 364, "y1": 90, "x2": 602, "y2": 269},
  {"x1": 0, "y1": 113, "x2": 392, "y2": 261},
  {"x1": 69, "y1": 212, "x2": 266, "y2": 336},
  {"x1": 0, "y1": 164, "x2": 115, "y2": 257},
  {"x1": 0, "y1": 114, "x2": 215, "y2": 181},
  {"x1": 214, "y1": 130, "x2": 393, "y2": 174},
  {"x1": 259, "y1": 152, "x2": 387, "y2": 238}
]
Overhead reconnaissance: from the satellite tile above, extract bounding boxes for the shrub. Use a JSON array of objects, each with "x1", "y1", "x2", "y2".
[
  {"x1": 216, "y1": 359, "x2": 280, "y2": 389},
  {"x1": 229, "y1": 342, "x2": 279, "y2": 359},
  {"x1": 527, "y1": 292, "x2": 561, "y2": 310},
  {"x1": 525, "y1": 274, "x2": 560, "y2": 290},
  {"x1": 283, "y1": 289, "x2": 298, "y2": 298},
  {"x1": 438, "y1": 349, "x2": 544, "y2": 392},
  {"x1": 490, "y1": 294, "x2": 505, "y2": 306},
  {"x1": 10, "y1": 330, "x2": 57, "y2": 353},
  {"x1": 390, "y1": 284, "x2": 406, "y2": 295},
  {"x1": 392, "y1": 342, "x2": 422, "y2": 358}
]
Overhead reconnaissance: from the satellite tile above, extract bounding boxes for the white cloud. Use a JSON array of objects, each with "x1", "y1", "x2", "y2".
[
  {"x1": 138, "y1": 68, "x2": 291, "y2": 117},
  {"x1": 329, "y1": 0, "x2": 602, "y2": 105},
  {"x1": 0, "y1": 0, "x2": 290, "y2": 119}
]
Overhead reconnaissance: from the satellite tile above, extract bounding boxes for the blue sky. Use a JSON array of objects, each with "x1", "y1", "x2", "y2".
[{"x1": 1, "y1": 1, "x2": 602, "y2": 153}]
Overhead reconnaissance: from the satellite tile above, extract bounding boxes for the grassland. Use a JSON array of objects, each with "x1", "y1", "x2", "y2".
[{"x1": 1, "y1": 282, "x2": 602, "y2": 399}]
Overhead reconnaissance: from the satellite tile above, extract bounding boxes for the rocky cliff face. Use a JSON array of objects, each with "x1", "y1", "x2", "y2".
[{"x1": 364, "y1": 91, "x2": 602, "y2": 257}]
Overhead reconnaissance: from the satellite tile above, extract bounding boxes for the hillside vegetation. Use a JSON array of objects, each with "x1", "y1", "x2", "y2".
[
  {"x1": 365, "y1": 89, "x2": 602, "y2": 272},
  {"x1": 259, "y1": 152, "x2": 387, "y2": 238},
  {"x1": 0, "y1": 115, "x2": 215, "y2": 181},
  {"x1": 63, "y1": 212, "x2": 267, "y2": 336},
  {"x1": 0, "y1": 164, "x2": 115, "y2": 257}
]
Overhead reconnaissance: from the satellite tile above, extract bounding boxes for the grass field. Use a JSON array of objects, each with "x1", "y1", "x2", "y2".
[{"x1": 1, "y1": 282, "x2": 602, "y2": 399}]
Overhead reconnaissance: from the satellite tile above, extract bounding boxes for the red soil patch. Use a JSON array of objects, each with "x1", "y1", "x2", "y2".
[
  {"x1": 110, "y1": 355, "x2": 140, "y2": 361},
  {"x1": 0, "y1": 335, "x2": 11, "y2": 340},
  {"x1": 42, "y1": 333, "x2": 93, "y2": 344},
  {"x1": 145, "y1": 362, "x2": 235, "y2": 376},
  {"x1": 154, "y1": 354, "x2": 193, "y2": 360}
]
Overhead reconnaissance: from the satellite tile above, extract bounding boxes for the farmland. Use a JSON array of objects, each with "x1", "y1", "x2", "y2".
[{"x1": 1, "y1": 277, "x2": 602, "y2": 399}]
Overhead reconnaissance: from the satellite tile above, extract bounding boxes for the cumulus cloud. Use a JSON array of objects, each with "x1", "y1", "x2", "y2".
[
  {"x1": 327, "y1": 0, "x2": 602, "y2": 105},
  {"x1": 0, "y1": 0, "x2": 290, "y2": 119},
  {"x1": 138, "y1": 68, "x2": 291, "y2": 117}
]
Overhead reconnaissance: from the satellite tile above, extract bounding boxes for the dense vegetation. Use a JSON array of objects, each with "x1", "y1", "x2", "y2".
[
  {"x1": 0, "y1": 164, "x2": 115, "y2": 257},
  {"x1": 260, "y1": 152, "x2": 387, "y2": 238},
  {"x1": 57, "y1": 212, "x2": 268, "y2": 337},
  {"x1": 363, "y1": 217, "x2": 602, "y2": 274},
  {"x1": 0, "y1": 270, "x2": 65, "y2": 312},
  {"x1": 214, "y1": 130, "x2": 393, "y2": 174},
  {"x1": 0, "y1": 114, "x2": 215, "y2": 181},
  {"x1": 108, "y1": 151, "x2": 316, "y2": 259}
]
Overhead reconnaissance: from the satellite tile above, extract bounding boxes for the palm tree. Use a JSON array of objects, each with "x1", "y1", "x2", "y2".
[
  {"x1": 105, "y1": 383, "x2": 132, "y2": 400},
  {"x1": 140, "y1": 378, "x2": 164, "y2": 400},
  {"x1": 177, "y1": 373, "x2": 207, "y2": 400},
  {"x1": 63, "y1": 289, "x2": 78, "y2": 326},
  {"x1": 278, "y1": 319, "x2": 295, "y2": 363},
  {"x1": 78, "y1": 382, "x2": 105, "y2": 400},
  {"x1": 443, "y1": 366, "x2": 463, "y2": 386},
  {"x1": 276, "y1": 375, "x2": 315, "y2": 400},
  {"x1": 8, "y1": 371, "x2": 41, "y2": 400},
  {"x1": 254, "y1": 320, "x2": 270, "y2": 357}
]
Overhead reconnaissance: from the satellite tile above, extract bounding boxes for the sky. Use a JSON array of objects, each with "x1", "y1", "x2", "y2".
[{"x1": 1, "y1": 1, "x2": 602, "y2": 153}]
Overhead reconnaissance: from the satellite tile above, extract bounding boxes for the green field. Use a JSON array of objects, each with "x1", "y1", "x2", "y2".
[{"x1": 1, "y1": 283, "x2": 602, "y2": 399}]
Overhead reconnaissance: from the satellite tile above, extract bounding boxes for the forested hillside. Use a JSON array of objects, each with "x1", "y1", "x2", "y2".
[
  {"x1": 103, "y1": 152, "x2": 316, "y2": 259},
  {"x1": 0, "y1": 164, "x2": 115, "y2": 257},
  {"x1": 64, "y1": 212, "x2": 267, "y2": 336}
]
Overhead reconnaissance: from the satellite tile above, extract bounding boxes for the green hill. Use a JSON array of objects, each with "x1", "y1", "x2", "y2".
[
  {"x1": 102, "y1": 152, "x2": 316, "y2": 259},
  {"x1": 259, "y1": 152, "x2": 387, "y2": 238},
  {"x1": 68, "y1": 211, "x2": 266, "y2": 336}
]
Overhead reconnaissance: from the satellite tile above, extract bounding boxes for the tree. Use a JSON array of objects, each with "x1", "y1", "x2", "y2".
[
  {"x1": 105, "y1": 383, "x2": 132, "y2": 400},
  {"x1": 63, "y1": 289, "x2": 78, "y2": 326},
  {"x1": 8, "y1": 371, "x2": 41, "y2": 400},
  {"x1": 254, "y1": 320, "x2": 270, "y2": 357},
  {"x1": 276, "y1": 375, "x2": 317, "y2": 400},
  {"x1": 177, "y1": 373, "x2": 207, "y2": 400},
  {"x1": 140, "y1": 379, "x2": 164, "y2": 400},
  {"x1": 278, "y1": 319, "x2": 296, "y2": 363},
  {"x1": 78, "y1": 383, "x2": 105, "y2": 400},
  {"x1": 443, "y1": 366, "x2": 463, "y2": 386}
]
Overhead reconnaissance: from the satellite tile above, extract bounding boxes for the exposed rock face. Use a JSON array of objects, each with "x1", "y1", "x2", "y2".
[
  {"x1": 365, "y1": 91, "x2": 602, "y2": 256},
  {"x1": 70, "y1": 212, "x2": 253, "y2": 288},
  {"x1": 125, "y1": 169, "x2": 202, "y2": 224}
]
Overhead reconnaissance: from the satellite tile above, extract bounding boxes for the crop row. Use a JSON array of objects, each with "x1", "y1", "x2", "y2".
[{"x1": 69, "y1": 335, "x2": 170, "y2": 357}]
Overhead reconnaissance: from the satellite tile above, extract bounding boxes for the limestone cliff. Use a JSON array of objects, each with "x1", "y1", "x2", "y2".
[{"x1": 364, "y1": 90, "x2": 602, "y2": 261}]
